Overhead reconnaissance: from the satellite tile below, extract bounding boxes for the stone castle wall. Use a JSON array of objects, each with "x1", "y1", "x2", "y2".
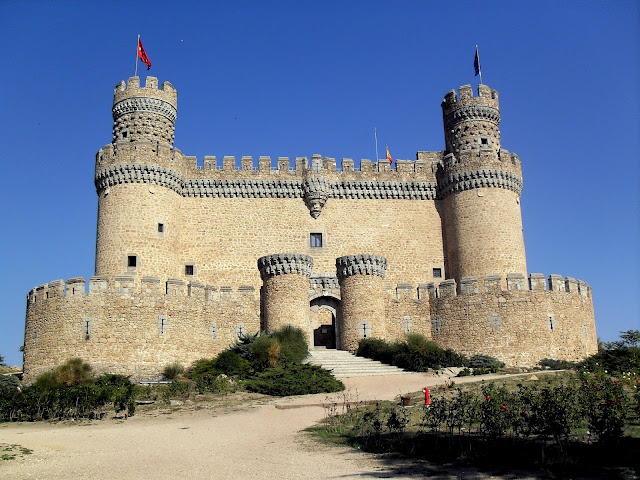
[{"x1": 24, "y1": 277, "x2": 259, "y2": 381}]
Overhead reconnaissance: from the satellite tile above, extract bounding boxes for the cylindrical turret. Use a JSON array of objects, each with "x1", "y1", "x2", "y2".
[
  {"x1": 112, "y1": 76, "x2": 177, "y2": 146},
  {"x1": 94, "y1": 77, "x2": 181, "y2": 282},
  {"x1": 336, "y1": 254, "x2": 387, "y2": 352},
  {"x1": 258, "y1": 253, "x2": 314, "y2": 339},
  {"x1": 439, "y1": 85, "x2": 526, "y2": 286}
]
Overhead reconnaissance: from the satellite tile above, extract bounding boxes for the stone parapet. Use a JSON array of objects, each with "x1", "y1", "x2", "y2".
[
  {"x1": 257, "y1": 253, "x2": 314, "y2": 280},
  {"x1": 336, "y1": 254, "x2": 388, "y2": 281}
]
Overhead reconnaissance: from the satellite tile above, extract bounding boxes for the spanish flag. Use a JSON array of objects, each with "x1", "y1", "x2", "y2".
[{"x1": 386, "y1": 145, "x2": 393, "y2": 164}]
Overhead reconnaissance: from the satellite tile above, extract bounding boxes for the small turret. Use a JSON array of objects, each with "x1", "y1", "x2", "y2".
[
  {"x1": 442, "y1": 84, "x2": 500, "y2": 156},
  {"x1": 111, "y1": 76, "x2": 178, "y2": 146}
]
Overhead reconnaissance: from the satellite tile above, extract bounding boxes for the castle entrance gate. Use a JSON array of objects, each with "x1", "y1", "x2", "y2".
[{"x1": 310, "y1": 296, "x2": 340, "y2": 349}]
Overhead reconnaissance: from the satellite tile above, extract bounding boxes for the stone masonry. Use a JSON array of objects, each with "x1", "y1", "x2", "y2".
[{"x1": 22, "y1": 76, "x2": 598, "y2": 381}]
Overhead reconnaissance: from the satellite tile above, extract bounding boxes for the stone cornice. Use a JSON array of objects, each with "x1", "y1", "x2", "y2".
[
  {"x1": 443, "y1": 104, "x2": 500, "y2": 130},
  {"x1": 95, "y1": 163, "x2": 438, "y2": 200},
  {"x1": 257, "y1": 253, "x2": 314, "y2": 279},
  {"x1": 112, "y1": 97, "x2": 178, "y2": 123},
  {"x1": 437, "y1": 168, "x2": 523, "y2": 198},
  {"x1": 95, "y1": 164, "x2": 184, "y2": 194},
  {"x1": 336, "y1": 254, "x2": 388, "y2": 280}
]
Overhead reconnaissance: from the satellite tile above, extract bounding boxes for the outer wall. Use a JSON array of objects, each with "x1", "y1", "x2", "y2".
[
  {"x1": 431, "y1": 290, "x2": 597, "y2": 366},
  {"x1": 23, "y1": 288, "x2": 259, "y2": 382}
]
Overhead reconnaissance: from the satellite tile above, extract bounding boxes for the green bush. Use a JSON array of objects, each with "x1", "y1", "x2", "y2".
[
  {"x1": 0, "y1": 372, "x2": 136, "y2": 422},
  {"x1": 0, "y1": 375, "x2": 21, "y2": 392},
  {"x1": 271, "y1": 325, "x2": 309, "y2": 364},
  {"x1": 468, "y1": 354, "x2": 505, "y2": 374},
  {"x1": 357, "y1": 338, "x2": 399, "y2": 364},
  {"x1": 162, "y1": 362, "x2": 185, "y2": 380},
  {"x1": 244, "y1": 364, "x2": 344, "y2": 396},
  {"x1": 215, "y1": 350, "x2": 250, "y2": 377},
  {"x1": 35, "y1": 358, "x2": 93, "y2": 388},
  {"x1": 538, "y1": 358, "x2": 576, "y2": 370},
  {"x1": 249, "y1": 335, "x2": 282, "y2": 371},
  {"x1": 186, "y1": 358, "x2": 221, "y2": 379},
  {"x1": 357, "y1": 335, "x2": 466, "y2": 371}
]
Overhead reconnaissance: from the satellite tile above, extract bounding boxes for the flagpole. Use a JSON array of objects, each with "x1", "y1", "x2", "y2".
[
  {"x1": 374, "y1": 128, "x2": 379, "y2": 163},
  {"x1": 134, "y1": 35, "x2": 140, "y2": 77}
]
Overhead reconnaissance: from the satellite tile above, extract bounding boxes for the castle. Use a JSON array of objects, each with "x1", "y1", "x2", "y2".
[{"x1": 23, "y1": 76, "x2": 597, "y2": 381}]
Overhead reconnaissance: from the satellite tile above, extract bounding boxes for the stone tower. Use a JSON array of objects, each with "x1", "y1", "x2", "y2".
[
  {"x1": 94, "y1": 77, "x2": 181, "y2": 281},
  {"x1": 439, "y1": 84, "x2": 527, "y2": 286}
]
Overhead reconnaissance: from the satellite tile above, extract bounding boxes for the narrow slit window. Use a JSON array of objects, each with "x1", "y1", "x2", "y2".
[
  {"x1": 158, "y1": 223, "x2": 164, "y2": 233},
  {"x1": 310, "y1": 233, "x2": 323, "y2": 248},
  {"x1": 548, "y1": 315, "x2": 555, "y2": 332}
]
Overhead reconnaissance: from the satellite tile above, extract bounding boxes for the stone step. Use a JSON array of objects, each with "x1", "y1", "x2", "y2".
[{"x1": 304, "y1": 348, "x2": 408, "y2": 377}]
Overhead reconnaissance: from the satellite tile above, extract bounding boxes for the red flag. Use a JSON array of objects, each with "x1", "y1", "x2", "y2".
[{"x1": 138, "y1": 38, "x2": 152, "y2": 70}]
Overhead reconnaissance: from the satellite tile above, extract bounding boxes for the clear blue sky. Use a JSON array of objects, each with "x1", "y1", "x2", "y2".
[{"x1": 0, "y1": 1, "x2": 638, "y2": 366}]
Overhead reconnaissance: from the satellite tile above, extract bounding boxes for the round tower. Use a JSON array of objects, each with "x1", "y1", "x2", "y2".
[
  {"x1": 439, "y1": 84, "x2": 526, "y2": 286},
  {"x1": 336, "y1": 254, "x2": 387, "y2": 352},
  {"x1": 258, "y1": 253, "x2": 314, "y2": 339},
  {"x1": 94, "y1": 77, "x2": 182, "y2": 282}
]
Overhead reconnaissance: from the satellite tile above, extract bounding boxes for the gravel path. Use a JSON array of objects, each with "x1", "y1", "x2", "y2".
[{"x1": 0, "y1": 372, "x2": 546, "y2": 479}]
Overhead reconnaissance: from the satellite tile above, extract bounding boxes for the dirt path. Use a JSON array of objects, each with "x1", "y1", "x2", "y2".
[{"x1": 0, "y1": 372, "x2": 546, "y2": 479}]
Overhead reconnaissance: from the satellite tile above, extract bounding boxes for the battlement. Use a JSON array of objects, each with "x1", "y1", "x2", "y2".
[
  {"x1": 113, "y1": 76, "x2": 177, "y2": 108},
  {"x1": 386, "y1": 273, "x2": 592, "y2": 301},
  {"x1": 26, "y1": 276, "x2": 256, "y2": 304},
  {"x1": 442, "y1": 84, "x2": 500, "y2": 116}
]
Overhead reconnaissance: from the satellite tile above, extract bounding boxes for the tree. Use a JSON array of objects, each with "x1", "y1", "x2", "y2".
[
  {"x1": 619, "y1": 330, "x2": 640, "y2": 348},
  {"x1": 0, "y1": 354, "x2": 5, "y2": 366}
]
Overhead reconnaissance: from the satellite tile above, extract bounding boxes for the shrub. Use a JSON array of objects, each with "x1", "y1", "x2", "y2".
[
  {"x1": 468, "y1": 354, "x2": 505, "y2": 374},
  {"x1": 214, "y1": 350, "x2": 250, "y2": 377},
  {"x1": 232, "y1": 332, "x2": 259, "y2": 359},
  {"x1": 249, "y1": 336, "x2": 283, "y2": 371},
  {"x1": 244, "y1": 364, "x2": 344, "y2": 396},
  {"x1": 538, "y1": 358, "x2": 575, "y2": 370},
  {"x1": 54, "y1": 358, "x2": 93, "y2": 386},
  {"x1": 357, "y1": 336, "x2": 466, "y2": 371},
  {"x1": 162, "y1": 362, "x2": 184, "y2": 380},
  {"x1": 357, "y1": 338, "x2": 398, "y2": 364},
  {"x1": 186, "y1": 358, "x2": 221, "y2": 379},
  {"x1": 0, "y1": 375, "x2": 20, "y2": 392},
  {"x1": 271, "y1": 326, "x2": 308, "y2": 364}
]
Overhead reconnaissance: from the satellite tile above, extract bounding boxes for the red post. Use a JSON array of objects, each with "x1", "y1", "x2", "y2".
[{"x1": 423, "y1": 387, "x2": 431, "y2": 406}]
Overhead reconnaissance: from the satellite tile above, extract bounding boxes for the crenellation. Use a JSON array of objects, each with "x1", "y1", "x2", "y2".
[
  {"x1": 222, "y1": 156, "x2": 235, "y2": 171},
  {"x1": 240, "y1": 156, "x2": 253, "y2": 171},
  {"x1": 188, "y1": 281, "x2": 205, "y2": 298},
  {"x1": 166, "y1": 278, "x2": 185, "y2": 296},
  {"x1": 549, "y1": 274, "x2": 565, "y2": 292},
  {"x1": 565, "y1": 277, "x2": 579, "y2": 293},
  {"x1": 438, "y1": 279, "x2": 457, "y2": 298},
  {"x1": 460, "y1": 276, "x2": 479, "y2": 294},
  {"x1": 66, "y1": 277, "x2": 86, "y2": 296},
  {"x1": 529, "y1": 273, "x2": 547, "y2": 291},
  {"x1": 395, "y1": 283, "x2": 414, "y2": 300},
  {"x1": 259, "y1": 156, "x2": 272, "y2": 171},
  {"x1": 484, "y1": 275, "x2": 502, "y2": 293},
  {"x1": 89, "y1": 276, "x2": 108, "y2": 293},
  {"x1": 507, "y1": 273, "x2": 526, "y2": 291}
]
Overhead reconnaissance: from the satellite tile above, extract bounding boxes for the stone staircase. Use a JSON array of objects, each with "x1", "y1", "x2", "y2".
[{"x1": 305, "y1": 347, "x2": 408, "y2": 377}]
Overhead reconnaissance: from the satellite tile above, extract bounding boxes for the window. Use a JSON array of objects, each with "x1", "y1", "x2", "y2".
[
  {"x1": 122, "y1": 131, "x2": 128, "y2": 139},
  {"x1": 185, "y1": 264, "x2": 194, "y2": 276},
  {"x1": 548, "y1": 315, "x2": 555, "y2": 332},
  {"x1": 158, "y1": 223, "x2": 164, "y2": 233},
  {"x1": 433, "y1": 268, "x2": 442, "y2": 278},
  {"x1": 310, "y1": 233, "x2": 323, "y2": 248},
  {"x1": 481, "y1": 138, "x2": 488, "y2": 145},
  {"x1": 127, "y1": 255, "x2": 137, "y2": 269}
]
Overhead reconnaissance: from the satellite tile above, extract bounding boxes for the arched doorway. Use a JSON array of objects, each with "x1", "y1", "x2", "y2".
[{"x1": 310, "y1": 296, "x2": 340, "y2": 349}]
